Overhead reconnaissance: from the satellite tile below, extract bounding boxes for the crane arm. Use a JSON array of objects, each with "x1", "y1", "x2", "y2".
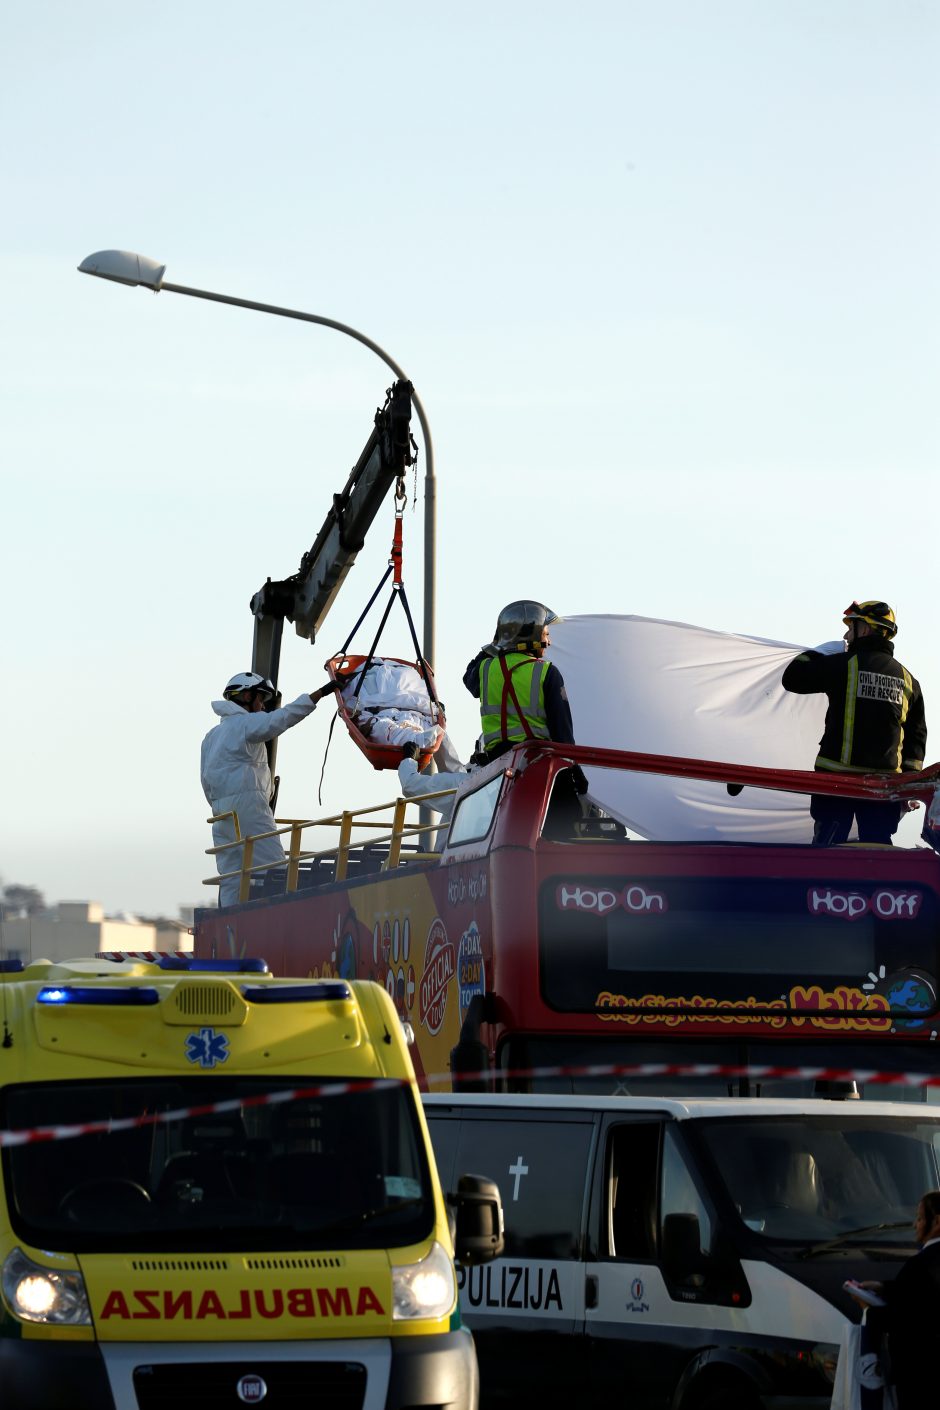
[{"x1": 249, "y1": 379, "x2": 414, "y2": 689}]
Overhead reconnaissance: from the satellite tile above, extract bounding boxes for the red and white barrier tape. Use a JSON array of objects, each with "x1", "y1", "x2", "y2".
[
  {"x1": 1, "y1": 1061, "x2": 939, "y2": 1148},
  {"x1": 0, "y1": 1078, "x2": 402, "y2": 1148}
]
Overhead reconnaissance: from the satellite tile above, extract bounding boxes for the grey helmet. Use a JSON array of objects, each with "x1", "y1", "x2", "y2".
[
  {"x1": 223, "y1": 671, "x2": 276, "y2": 703},
  {"x1": 492, "y1": 600, "x2": 559, "y2": 653}
]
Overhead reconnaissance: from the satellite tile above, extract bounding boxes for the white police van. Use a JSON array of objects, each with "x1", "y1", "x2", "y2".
[{"x1": 424, "y1": 1094, "x2": 940, "y2": 1409}]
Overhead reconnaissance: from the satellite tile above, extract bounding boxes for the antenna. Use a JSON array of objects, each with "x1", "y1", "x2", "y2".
[{"x1": 0, "y1": 911, "x2": 13, "y2": 1048}]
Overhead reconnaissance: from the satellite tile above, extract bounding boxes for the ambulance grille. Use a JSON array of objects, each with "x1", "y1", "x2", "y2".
[
  {"x1": 244, "y1": 1255, "x2": 346, "y2": 1270},
  {"x1": 169, "y1": 983, "x2": 239, "y2": 1018},
  {"x1": 130, "y1": 1258, "x2": 230, "y2": 1272},
  {"x1": 133, "y1": 1361, "x2": 366, "y2": 1409}
]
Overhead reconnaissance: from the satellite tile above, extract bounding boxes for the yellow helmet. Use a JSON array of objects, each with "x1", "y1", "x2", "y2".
[{"x1": 842, "y1": 600, "x2": 897, "y2": 638}]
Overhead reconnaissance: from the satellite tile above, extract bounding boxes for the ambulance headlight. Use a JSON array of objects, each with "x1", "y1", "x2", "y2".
[
  {"x1": 1, "y1": 1248, "x2": 92, "y2": 1325},
  {"x1": 391, "y1": 1241, "x2": 456, "y2": 1320}
]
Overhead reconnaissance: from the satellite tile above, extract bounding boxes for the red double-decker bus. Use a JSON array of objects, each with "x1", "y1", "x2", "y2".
[{"x1": 193, "y1": 743, "x2": 940, "y2": 1099}]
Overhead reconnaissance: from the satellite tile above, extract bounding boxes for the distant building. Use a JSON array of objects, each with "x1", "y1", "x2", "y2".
[{"x1": 0, "y1": 901, "x2": 193, "y2": 967}]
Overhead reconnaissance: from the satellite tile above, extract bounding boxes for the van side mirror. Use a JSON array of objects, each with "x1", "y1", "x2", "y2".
[
  {"x1": 661, "y1": 1212, "x2": 704, "y2": 1278},
  {"x1": 448, "y1": 1173, "x2": 504, "y2": 1266}
]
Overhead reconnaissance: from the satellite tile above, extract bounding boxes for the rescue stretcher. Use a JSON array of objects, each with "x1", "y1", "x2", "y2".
[
  {"x1": 323, "y1": 491, "x2": 448, "y2": 772},
  {"x1": 325, "y1": 653, "x2": 447, "y2": 772}
]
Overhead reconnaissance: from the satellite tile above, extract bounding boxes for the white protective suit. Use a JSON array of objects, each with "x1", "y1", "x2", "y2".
[
  {"x1": 397, "y1": 757, "x2": 467, "y2": 821},
  {"x1": 201, "y1": 694, "x2": 319, "y2": 906}
]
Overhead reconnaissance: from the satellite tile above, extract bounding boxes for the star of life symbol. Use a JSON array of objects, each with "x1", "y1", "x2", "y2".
[{"x1": 185, "y1": 1026, "x2": 230, "y2": 1068}]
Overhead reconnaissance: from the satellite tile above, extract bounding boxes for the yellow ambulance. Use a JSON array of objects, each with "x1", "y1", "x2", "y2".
[{"x1": 0, "y1": 956, "x2": 502, "y2": 1409}]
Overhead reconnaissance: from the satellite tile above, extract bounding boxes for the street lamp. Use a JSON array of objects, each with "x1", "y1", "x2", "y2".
[{"x1": 77, "y1": 249, "x2": 436, "y2": 673}]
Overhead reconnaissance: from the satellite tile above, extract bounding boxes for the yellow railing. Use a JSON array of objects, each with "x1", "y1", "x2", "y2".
[{"x1": 204, "y1": 790, "x2": 455, "y2": 904}]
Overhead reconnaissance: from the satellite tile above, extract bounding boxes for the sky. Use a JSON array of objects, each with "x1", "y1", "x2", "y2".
[{"x1": 2, "y1": 1, "x2": 937, "y2": 918}]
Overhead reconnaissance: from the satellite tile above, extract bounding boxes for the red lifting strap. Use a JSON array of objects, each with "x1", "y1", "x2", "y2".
[{"x1": 391, "y1": 513, "x2": 404, "y2": 587}]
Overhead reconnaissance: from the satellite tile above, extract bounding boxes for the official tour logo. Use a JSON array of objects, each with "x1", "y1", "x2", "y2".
[
  {"x1": 458, "y1": 923, "x2": 485, "y2": 1022},
  {"x1": 419, "y1": 918, "x2": 455, "y2": 1035}
]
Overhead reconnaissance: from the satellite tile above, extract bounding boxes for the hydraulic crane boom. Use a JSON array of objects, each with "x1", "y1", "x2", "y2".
[
  {"x1": 249, "y1": 378, "x2": 414, "y2": 688},
  {"x1": 248, "y1": 378, "x2": 414, "y2": 792}
]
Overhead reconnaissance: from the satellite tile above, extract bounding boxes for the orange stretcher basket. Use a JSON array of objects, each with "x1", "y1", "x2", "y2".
[{"x1": 326, "y1": 653, "x2": 447, "y2": 772}]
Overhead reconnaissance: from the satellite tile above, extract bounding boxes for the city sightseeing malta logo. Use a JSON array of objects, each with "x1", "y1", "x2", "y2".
[{"x1": 185, "y1": 1027, "x2": 231, "y2": 1068}]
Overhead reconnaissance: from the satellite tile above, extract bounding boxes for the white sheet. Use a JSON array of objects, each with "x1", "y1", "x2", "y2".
[
  {"x1": 546, "y1": 614, "x2": 835, "y2": 843},
  {"x1": 340, "y1": 658, "x2": 466, "y2": 769},
  {"x1": 343, "y1": 659, "x2": 434, "y2": 712}
]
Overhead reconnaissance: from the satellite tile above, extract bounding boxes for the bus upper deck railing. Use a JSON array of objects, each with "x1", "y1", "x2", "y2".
[
  {"x1": 204, "y1": 790, "x2": 456, "y2": 904},
  {"x1": 205, "y1": 749, "x2": 940, "y2": 903}
]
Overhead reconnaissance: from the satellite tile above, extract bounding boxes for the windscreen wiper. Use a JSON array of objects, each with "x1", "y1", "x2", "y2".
[
  {"x1": 797, "y1": 1221, "x2": 911, "y2": 1259},
  {"x1": 314, "y1": 1197, "x2": 426, "y2": 1236}
]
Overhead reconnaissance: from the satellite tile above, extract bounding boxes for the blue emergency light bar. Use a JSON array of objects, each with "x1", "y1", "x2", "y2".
[
  {"x1": 0, "y1": 960, "x2": 24, "y2": 973},
  {"x1": 241, "y1": 981, "x2": 352, "y2": 1004},
  {"x1": 156, "y1": 957, "x2": 269, "y2": 974},
  {"x1": 37, "y1": 986, "x2": 160, "y2": 1006}
]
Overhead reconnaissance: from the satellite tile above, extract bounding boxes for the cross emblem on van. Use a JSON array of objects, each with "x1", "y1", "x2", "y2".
[{"x1": 508, "y1": 1156, "x2": 529, "y2": 1200}]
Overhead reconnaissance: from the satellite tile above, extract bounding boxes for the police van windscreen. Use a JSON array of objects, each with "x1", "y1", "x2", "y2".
[
  {"x1": 696, "y1": 1113, "x2": 940, "y2": 1249},
  {"x1": 538, "y1": 874, "x2": 938, "y2": 1013},
  {"x1": 0, "y1": 1078, "x2": 434, "y2": 1253}
]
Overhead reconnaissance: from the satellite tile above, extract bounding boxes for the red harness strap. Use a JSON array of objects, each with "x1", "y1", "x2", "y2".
[{"x1": 499, "y1": 656, "x2": 537, "y2": 741}]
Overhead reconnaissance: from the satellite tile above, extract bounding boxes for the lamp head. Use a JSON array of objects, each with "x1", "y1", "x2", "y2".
[{"x1": 78, "y1": 250, "x2": 166, "y2": 290}]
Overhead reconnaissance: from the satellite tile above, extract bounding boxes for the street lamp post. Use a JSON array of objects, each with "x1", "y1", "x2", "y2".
[{"x1": 77, "y1": 249, "x2": 436, "y2": 675}]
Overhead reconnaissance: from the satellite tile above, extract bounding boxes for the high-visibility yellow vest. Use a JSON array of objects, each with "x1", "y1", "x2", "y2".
[{"x1": 479, "y1": 653, "x2": 549, "y2": 749}]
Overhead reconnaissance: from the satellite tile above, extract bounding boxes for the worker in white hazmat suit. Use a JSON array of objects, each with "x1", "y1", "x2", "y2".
[
  {"x1": 397, "y1": 740, "x2": 469, "y2": 822},
  {"x1": 201, "y1": 671, "x2": 340, "y2": 906}
]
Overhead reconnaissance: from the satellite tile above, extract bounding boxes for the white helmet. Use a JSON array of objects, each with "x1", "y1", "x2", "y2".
[{"x1": 223, "y1": 671, "x2": 276, "y2": 703}]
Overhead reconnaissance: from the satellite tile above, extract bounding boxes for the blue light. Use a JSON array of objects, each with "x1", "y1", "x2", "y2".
[
  {"x1": 157, "y1": 957, "x2": 269, "y2": 974},
  {"x1": 241, "y1": 981, "x2": 352, "y2": 1004},
  {"x1": 36, "y1": 986, "x2": 160, "y2": 1006}
]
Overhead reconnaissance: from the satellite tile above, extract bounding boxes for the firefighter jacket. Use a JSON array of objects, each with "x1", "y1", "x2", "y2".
[
  {"x1": 782, "y1": 635, "x2": 926, "y2": 774},
  {"x1": 463, "y1": 650, "x2": 575, "y2": 746},
  {"x1": 479, "y1": 652, "x2": 550, "y2": 750}
]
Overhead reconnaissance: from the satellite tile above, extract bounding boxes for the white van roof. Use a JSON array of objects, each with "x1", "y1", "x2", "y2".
[{"x1": 422, "y1": 1093, "x2": 940, "y2": 1121}]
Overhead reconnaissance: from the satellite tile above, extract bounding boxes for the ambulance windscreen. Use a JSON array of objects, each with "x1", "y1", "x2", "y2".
[{"x1": 0, "y1": 1078, "x2": 434, "y2": 1254}]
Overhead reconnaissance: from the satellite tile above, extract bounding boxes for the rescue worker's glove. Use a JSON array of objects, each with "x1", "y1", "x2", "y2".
[{"x1": 312, "y1": 681, "x2": 343, "y2": 703}]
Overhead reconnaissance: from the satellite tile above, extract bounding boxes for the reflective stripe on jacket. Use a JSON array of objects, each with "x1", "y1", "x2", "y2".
[
  {"x1": 479, "y1": 653, "x2": 550, "y2": 749},
  {"x1": 782, "y1": 637, "x2": 927, "y2": 774}
]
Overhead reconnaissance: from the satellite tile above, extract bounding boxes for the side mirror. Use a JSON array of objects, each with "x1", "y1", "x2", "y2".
[
  {"x1": 448, "y1": 1173, "x2": 504, "y2": 1266},
  {"x1": 661, "y1": 1212, "x2": 704, "y2": 1278}
]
